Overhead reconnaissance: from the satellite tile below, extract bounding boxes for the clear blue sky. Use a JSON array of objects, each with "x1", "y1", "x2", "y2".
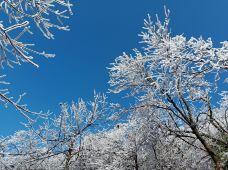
[{"x1": 1, "y1": 0, "x2": 228, "y2": 136}]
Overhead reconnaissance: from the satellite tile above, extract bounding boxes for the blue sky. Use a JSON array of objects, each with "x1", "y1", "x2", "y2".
[{"x1": 1, "y1": 0, "x2": 228, "y2": 135}]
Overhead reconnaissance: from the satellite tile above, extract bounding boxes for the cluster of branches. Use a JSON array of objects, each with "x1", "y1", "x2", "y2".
[
  {"x1": 0, "y1": 93, "x2": 109, "y2": 169},
  {"x1": 0, "y1": 104, "x2": 216, "y2": 170},
  {"x1": 109, "y1": 8, "x2": 228, "y2": 170},
  {"x1": 0, "y1": 0, "x2": 73, "y2": 121},
  {"x1": 0, "y1": 3, "x2": 227, "y2": 170}
]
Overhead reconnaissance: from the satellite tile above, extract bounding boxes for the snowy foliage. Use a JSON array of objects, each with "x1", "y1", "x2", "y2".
[
  {"x1": 0, "y1": 6, "x2": 227, "y2": 170},
  {"x1": 0, "y1": 93, "x2": 109, "y2": 169},
  {"x1": 109, "y1": 8, "x2": 228, "y2": 169},
  {"x1": 0, "y1": 0, "x2": 72, "y2": 67},
  {"x1": 0, "y1": 0, "x2": 72, "y2": 120}
]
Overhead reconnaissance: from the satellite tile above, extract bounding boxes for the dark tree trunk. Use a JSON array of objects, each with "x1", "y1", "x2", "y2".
[
  {"x1": 191, "y1": 125, "x2": 224, "y2": 170},
  {"x1": 134, "y1": 154, "x2": 139, "y2": 170}
]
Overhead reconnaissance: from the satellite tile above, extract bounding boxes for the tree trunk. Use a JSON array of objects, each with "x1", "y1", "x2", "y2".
[
  {"x1": 64, "y1": 150, "x2": 72, "y2": 170},
  {"x1": 64, "y1": 160, "x2": 70, "y2": 170},
  {"x1": 134, "y1": 154, "x2": 139, "y2": 170},
  {"x1": 191, "y1": 125, "x2": 224, "y2": 170}
]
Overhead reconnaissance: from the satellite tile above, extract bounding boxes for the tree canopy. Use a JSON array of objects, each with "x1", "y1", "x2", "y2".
[{"x1": 0, "y1": 2, "x2": 227, "y2": 170}]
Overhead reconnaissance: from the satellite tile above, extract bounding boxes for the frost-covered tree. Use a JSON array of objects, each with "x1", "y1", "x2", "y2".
[
  {"x1": 34, "y1": 93, "x2": 108, "y2": 170},
  {"x1": 80, "y1": 108, "x2": 212, "y2": 170},
  {"x1": 0, "y1": 93, "x2": 109, "y2": 169},
  {"x1": 0, "y1": 130, "x2": 45, "y2": 169},
  {"x1": 0, "y1": 0, "x2": 72, "y2": 119},
  {"x1": 81, "y1": 122, "x2": 142, "y2": 170},
  {"x1": 109, "y1": 8, "x2": 228, "y2": 170}
]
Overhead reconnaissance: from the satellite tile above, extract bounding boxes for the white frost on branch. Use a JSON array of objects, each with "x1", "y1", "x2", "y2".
[{"x1": 0, "y1": 0, "x2": 72, "y2": 120}]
